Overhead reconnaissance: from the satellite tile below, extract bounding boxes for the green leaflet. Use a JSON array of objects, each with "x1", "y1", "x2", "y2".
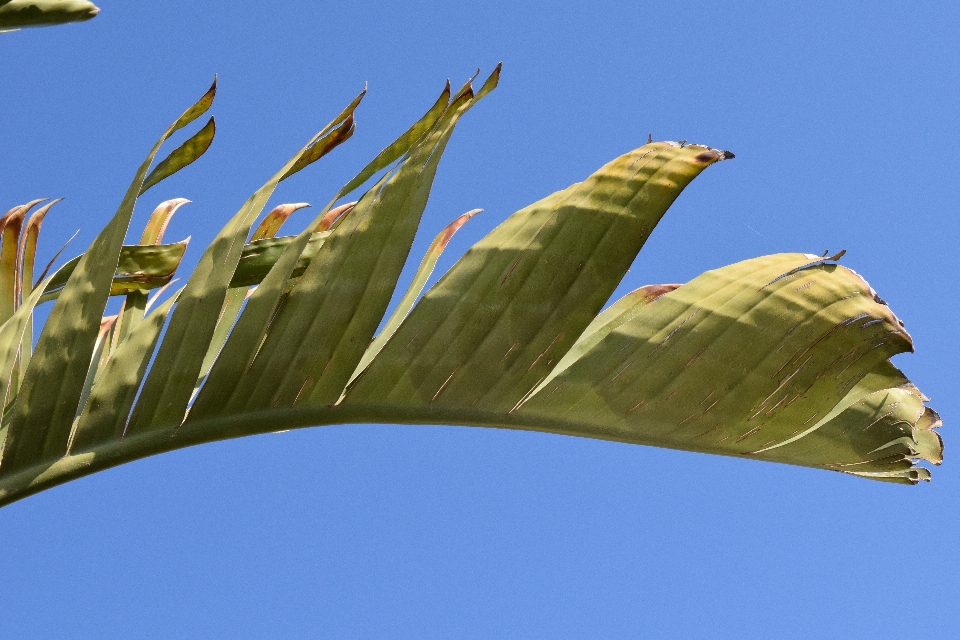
[
  {"x1": 757, "y1": 388, "x2": 940, "y2": 484},
  {"x1": 0, "y1": 78, "x2": 216, "y2": 475},
  {"x1": 37, "y1": 240, "x2": 188, "y2": 303},
  {"x1": 0, "y1": 0, "x2": 98, "y2": 28},
  {"x1": 190, "y1": 288, "x2": 247, "y2": 403},
  {"x1": 69, "y1": 290, "x2": 181, "y2": 452},
  {"x1": 345, "y1": 142, "x2": 731, "y2": 412},
  {"x1": 337, "y1": 80, "x2": 451, "y2": 197},
  {"x1": 124, "y1": 87, "x2": 365, "y2": 435},
  {"x1": 115, "y1": 291, "x2": 146, "y2": 349},
  {"x1": 791, "y1": 358, "x2": 915, "y2": 440},
  {"x1": 141, "y1": 117, "x2": 216, "y2": 195},
  {"x1": 345, "y1": 208, "x2": 482, "y2": 391},
  {"x1": 280, "y1": 115, "x2": 356, "y2": 182},
  {"x1": 190, "y1": 204, "x2": 311, "y2": 402},
  {"x1": 516, "y1": 254, "x2": 917, "y2": 465},
  {"x1": 70, "y1": 315, "x2": 117, "y2": 432},
  {"x1": 746, "y1": 358, "x2": 941, "y2": 482},
  {"x1": 229, "y1": 231, "x2": 328, "y2": 288},
  {"x1": 0, "y1": 269, "x2": 65, "y2": 451},
  {"x1": 530, "y1": 283, "x2": 681, "y2": 398}
]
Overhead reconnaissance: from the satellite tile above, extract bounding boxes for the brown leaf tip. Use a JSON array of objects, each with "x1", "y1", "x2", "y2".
[{"x1": 692, "y1": 148, "x2": 736, "y2": 163}]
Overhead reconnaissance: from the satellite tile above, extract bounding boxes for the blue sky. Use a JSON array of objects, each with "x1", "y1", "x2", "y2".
[{"x1": 2, "y1": 1, "x2": 958, "y2": 637}]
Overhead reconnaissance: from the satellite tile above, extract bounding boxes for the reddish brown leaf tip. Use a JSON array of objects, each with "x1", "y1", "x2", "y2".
[
  {"x1": 827, "y1": 249, "x2": 846, "y2": 261},
  {"x1": 316, "y1": 201, "x2": 358, "y2": 232},
  {"x1": 693, "y1": 148, "x2": 735, "y2": 163},
  {"x1": 435, "y1": 209, "x2": 482, "y2": 251}
]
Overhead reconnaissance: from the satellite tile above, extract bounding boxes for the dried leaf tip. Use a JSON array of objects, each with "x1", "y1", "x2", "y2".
[
  {"x1": 317, "y1": 201, "x2": 358, "y2": 232},
  {"x1": 655, "y1": 141, "x2": 735, "y2": 163},
  {"x1": 202, "y1": 75, "x2": 218, "y2": 103},
  {"x1": 826, "y1": 249, "x2": 846, "y2": 261},
  {"x1": 692, "y1": 148, "x2": 735, "y2": 163}
]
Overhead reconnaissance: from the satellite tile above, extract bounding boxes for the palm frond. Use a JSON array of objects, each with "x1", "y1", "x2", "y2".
[{"x1": 0, "y1": 66, "x2": 941, "y2": 506}]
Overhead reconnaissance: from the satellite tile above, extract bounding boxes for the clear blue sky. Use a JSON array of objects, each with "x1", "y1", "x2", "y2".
[{"x1": 2, "y1": 1, "x2": 958, "y2": 637}]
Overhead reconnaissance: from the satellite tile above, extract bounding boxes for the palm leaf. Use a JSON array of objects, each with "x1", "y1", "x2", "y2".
[{"x1": 0, "y1": 67, "x2": 941, "y2": 507}]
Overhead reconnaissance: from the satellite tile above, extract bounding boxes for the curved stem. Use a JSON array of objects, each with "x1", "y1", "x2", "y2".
[{"x1": 0, "y1": 404, "x2": 621, "y2": 507}]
